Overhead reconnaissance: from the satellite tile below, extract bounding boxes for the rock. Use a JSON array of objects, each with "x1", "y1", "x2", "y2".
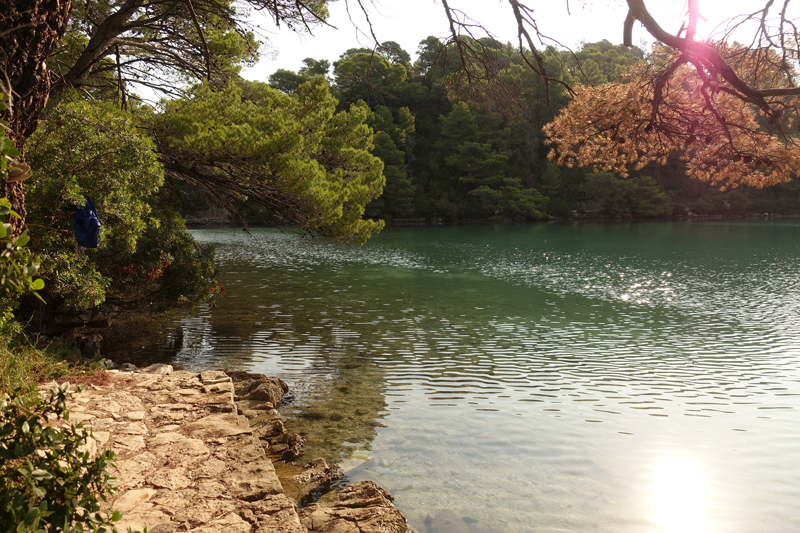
[
  {"x1": 113, "y1": 488, "x2": 159, "y2": 513},
  {"x1": 252, "y1": 418, "x2": 285, "y2": 439},
  {"x1": 237, "y1": 399, "x2": 277, "y2": 412},
  {"x1": 199, "y1": 370, "x2": 231, "y2": 385},
  {"x1": 193, "y1": 457, "x2": 228, "y2": 480},
  {"x1": 140, "y1": 363, "x2": 174, "y2": 375},
  {"x1": 45, "y1": 367, "x2": 410, "y2": 533},
  {"x1": 267, "y1": 432, "x2": 305, "y2": 461},
  {"x1": 289, "y1": 458, "x2": 342, "y2": 487},
  {"x1": 184, "y1": 413, "x2": 251, "y2": 439},
  {"x1": 226, "y1": 372, "x2": 288, "y2": 404},
  {"x1": 282, "y1": 457, "x2": 344, "y2": 503},
  {"x1": 186, "y1": 512, "x2": 251, "y2": 533},
  {"x1": 149, "y1": 432, "x2": 210, "y2": 462},
  {"x1": 86, "y1": 316, "x2": 112, "y2": 328},
  {"x1": 120, "y1": 363, "x2": 137, "y2": 371},
  {"x1": 223, "y1": 460, "x2": 284, "y2": 501},
  {"x1": 115, "y1": 509, "x2": 172, "y2": 533},
  {"x1": 299, "y1": 481, "x2": 409, "y2": 533},
  {"x1": 247, "y1": 495, "x2": 308, "y2": 533},
  {"x1": 242, "y1": 378, "x2": 288, "y2": 405},
  {"x1": 79, "y1": 333, "x2": 103, "y2": 358},
  {"x1": 424, "y1": 510, "x2": 469, "y2": 533}
]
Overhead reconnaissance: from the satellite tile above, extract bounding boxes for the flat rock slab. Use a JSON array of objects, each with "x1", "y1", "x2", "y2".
[
  {"x1": 41, "y1": 368, "x2": 411, "y2": 533},
  {"x1": 40, "y1": 369, "x2": 304, "y2": 533}
]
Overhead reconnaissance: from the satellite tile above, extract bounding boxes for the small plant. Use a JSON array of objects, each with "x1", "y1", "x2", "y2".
[
  {"x1": 0, "y1": 198, "x2": 44, "y2": 303},
  {"x1": 0, "y1": 383, "x2": 122, "y2": 533}
]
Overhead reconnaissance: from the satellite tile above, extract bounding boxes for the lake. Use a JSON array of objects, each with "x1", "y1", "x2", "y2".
[{"x1": 108, "y1": 222, "x2": 800, "y2": 533}]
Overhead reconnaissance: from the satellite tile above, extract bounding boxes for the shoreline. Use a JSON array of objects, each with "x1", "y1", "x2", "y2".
[
  {"x1": 182, "y1": 211, "x2": 800, "y2": 228},
  {"x1": 48, "y1": 364, "x2": 412, "y2": 533}
]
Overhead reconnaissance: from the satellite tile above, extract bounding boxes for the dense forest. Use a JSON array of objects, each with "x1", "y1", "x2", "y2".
[
  {"x1": 265, "y1": 38, "x2": 800, "y2": 224},
  {"x1": 2, "y1": 0, "x2": 800, "y2": 324}
]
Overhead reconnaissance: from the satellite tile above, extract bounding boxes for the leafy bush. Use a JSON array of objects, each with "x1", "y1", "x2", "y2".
[
  {"x1": 1, "y1": 87, "x2": 44, "y2": 320},
  {"x1": 1, "y1": 199, "x2": 44, "y2": 305},
  {"x1": 24, "y1": 95, "x2": 217, "y2": 311},
  {"x1": 0, "y1": 383, "x2": 126, "y2": 533}
]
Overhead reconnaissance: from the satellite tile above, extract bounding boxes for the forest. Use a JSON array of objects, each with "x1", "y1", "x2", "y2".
[
  {"x1": 1, "y1": 0, "x2": 800, "y2": 328},
  {"x1": 266, "y1": 38, "x2": 800, "y2": 225},
  {"x1": 2, "y1": 2, "x2": 800, "y2": 531}
]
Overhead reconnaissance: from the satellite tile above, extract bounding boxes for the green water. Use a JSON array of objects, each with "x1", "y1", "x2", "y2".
[{"x1": 109, "y1": 222, "x2": 800, "y2": 533}]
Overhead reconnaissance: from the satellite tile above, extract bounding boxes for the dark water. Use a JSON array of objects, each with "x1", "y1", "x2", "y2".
[{"x1": 108, "y1": 222, "x2": 800, "y2": 533}]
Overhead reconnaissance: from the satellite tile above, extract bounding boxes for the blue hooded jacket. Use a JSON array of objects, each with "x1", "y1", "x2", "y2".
[{"x1": 74, "y1": 196, "x2": 101, "y2": 248}]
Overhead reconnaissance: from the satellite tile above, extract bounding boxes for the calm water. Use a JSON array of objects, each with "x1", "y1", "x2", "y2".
[{"x1": 109, "y1": 222, "x2": 800, "y2": 533}]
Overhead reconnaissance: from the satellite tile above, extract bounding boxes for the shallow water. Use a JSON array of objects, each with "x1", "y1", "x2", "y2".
[{"x1": 108, "y1": 222, "x2": 800, "y2": 533}]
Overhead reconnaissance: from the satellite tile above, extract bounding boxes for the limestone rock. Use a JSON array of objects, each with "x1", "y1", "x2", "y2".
[
  {"x1": 185, "y1": 413, "x2": 251, "y2": 439},
  {"x1": 247, "y1": 495, "x2": 308, "y2": 533},
  {"x1": 252, "y1": 418, "x2": 285, "y2": 439},
  {"x1": 199, "y1": 370, "x2": 231, "y2": 385},
  {"x1": 227, "y1": 372, "x2": 287, "y2": 406},
  {"x1": 186, "y1": 512, "x2": 251, "y2": 533},
  {"x1": 139, "y1": 363, "x2": 174, "y2": 375},
  {"x1": 282, "y1": 457, "x2": 344, "y2": 504},
  {"x1": 299, "y1": 481, "x2": 409, "y2": 533},
  {"x1": 289, "y1": 458, "x2": 343, "y2": 487},
  {"x1": 43, "y1": 367, "x2": 409, "y2": 533},
  {"x1": 223, "y1": 460, "x2": 284, "y2": 501},
  {"x1": 113, "y1": 488, "x2": 158, "y2": 513}
]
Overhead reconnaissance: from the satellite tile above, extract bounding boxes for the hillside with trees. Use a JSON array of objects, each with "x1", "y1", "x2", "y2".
[
  {"x1": 1, "y1": 0, "x2": 799, "y2": 327},
  {"x1": 270, "y1": 37, "x2": 800, "y2": 224}
]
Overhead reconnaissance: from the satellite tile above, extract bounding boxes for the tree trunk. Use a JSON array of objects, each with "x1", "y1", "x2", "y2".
[{"x1": 0, "y1": 0, "x2": 73, "y2": 235}]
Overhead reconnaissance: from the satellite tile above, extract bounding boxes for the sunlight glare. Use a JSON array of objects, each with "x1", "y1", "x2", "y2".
[{"x1": 652, "y1": 457, "x2": 711, "y2": 533}]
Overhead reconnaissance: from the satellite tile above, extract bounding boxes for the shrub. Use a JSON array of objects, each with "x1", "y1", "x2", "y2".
[{"x1": 0, "y1": 383, "x2": 127, "y2": 533}]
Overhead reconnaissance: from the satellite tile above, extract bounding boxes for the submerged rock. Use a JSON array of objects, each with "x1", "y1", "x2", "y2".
[{"x1": 424, "y1": 510, "x2": 470, "y2": 533}]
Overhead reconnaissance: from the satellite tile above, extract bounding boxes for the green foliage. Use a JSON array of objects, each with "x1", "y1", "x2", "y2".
[
  {"x1": 153, "y1": 77, "x2": 385, "y2": 244},
  {"x1": 0, "y1": 92, "x2": 45, "y2": 317},
  {"x1": 563, "y1": 40, "x2": 645, "y2": 85},
  {"x1": 583, "y1": 173, "x2": 672, "y2": 218},
  {"x1": 268, "y1": 69, "x2": 307, "y2": 94},
  {"x1": 25, "y1": 96, "x2": 164, "y2": 309},
  {"x1": 25, "y1": 94, "x2": 217, "y2": 310},
  {"x1": 333, "y1": 53, "x2": 407, "y2": 107},
  {"x1": 0, "y1": 383, "x2": 124, "y2": 533},
  {"x1": 102, "y1": 191, "x2": 218, "y2": 307},
  {"x1": 0, "y1": 321, "x2": 87, "y2": 398},
  {"x1": 29, "y1": 94, "x2": 163, "y2": 253},
  {"x1": 470, "y1": 179, "x2": 548, "y2": 221},
  {"x1": 364, "y1": 106, "x2": 416, "y2": 219},
  {"x1": 1, "y1": 200, "x2": 44, "y2": 306}
]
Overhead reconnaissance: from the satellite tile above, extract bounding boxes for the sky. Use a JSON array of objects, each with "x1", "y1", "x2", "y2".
[{"x1": 241, "y1": 0, "x2": 787, "y2": 82}]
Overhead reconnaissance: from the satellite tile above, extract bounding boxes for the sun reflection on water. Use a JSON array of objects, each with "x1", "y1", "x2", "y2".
[{"x1": 652, "y1": 456, "x2": 710, "y2": 533}]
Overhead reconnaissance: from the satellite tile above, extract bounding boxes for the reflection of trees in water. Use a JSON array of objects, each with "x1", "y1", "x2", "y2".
[
  {"x1": 107, "y1": 259, "x2": 392, "y2": 462},
  {"x1": 247, "y1": 302, "x2": 390, "y2": 464},
  {"x1": 183, "y1": 283, "x2": 391, "y2": 464},
  {"x1": 282, "y1": 349, "x2": 388, "y2": 463}
]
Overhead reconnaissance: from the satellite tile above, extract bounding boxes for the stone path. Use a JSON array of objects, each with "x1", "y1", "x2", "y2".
[{"x1": 45, "y1": 364, "x2": 410, "y2": 533}]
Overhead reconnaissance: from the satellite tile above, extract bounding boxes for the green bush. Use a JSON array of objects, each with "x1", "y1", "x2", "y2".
[
  {"x1": 0, "y1": 383, "x2": 128, "y2": 533},
  {"x1": 1, "y1": 199, "x2": 44, "y2": 305}
]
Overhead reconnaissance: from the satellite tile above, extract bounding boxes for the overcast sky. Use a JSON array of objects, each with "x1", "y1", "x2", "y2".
[{"x1": 241, "y1": 0, "x2": 788, "y2": 82}]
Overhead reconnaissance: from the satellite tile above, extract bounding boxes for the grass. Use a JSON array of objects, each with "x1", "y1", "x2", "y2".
[{"x1": 0, "y1": 318, "x2": 101, "y2": 398}]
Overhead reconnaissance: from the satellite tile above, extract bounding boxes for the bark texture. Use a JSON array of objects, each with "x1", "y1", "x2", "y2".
[{"x1": 0, "y1": 0, "x2": 72, "y2": 234}]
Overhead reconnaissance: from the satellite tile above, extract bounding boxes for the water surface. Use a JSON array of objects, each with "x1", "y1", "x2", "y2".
[{"x1": 109, "y1": 222, "x2": 800, "y2": 533}]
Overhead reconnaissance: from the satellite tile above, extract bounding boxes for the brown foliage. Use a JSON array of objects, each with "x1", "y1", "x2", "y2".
[{"x1": 545, "y1": 50, "x2": 800, "y2": 190}]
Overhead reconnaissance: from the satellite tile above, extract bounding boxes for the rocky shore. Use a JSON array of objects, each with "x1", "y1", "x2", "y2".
[{"x1": 45, "y1": 364, "x2": 411, "y2": 533}]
